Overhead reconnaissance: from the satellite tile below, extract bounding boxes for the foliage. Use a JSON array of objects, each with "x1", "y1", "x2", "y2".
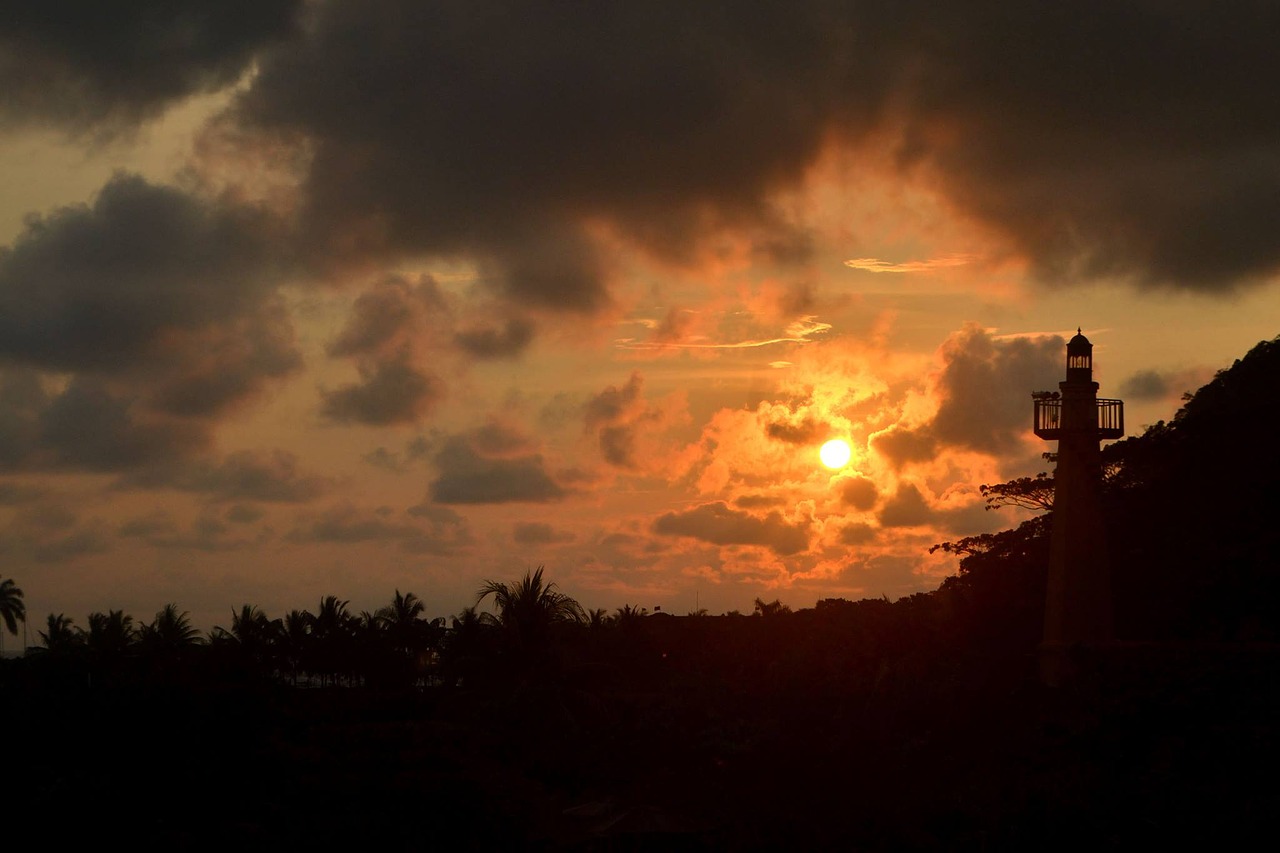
[{"x1": 0, "y1": 576, "x2": 25, "y2": 636}]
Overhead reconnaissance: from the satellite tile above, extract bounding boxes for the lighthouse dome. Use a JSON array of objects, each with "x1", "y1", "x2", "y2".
[{"x1": 1066, "y1": 328, "x2": 1092, "y2": 380}]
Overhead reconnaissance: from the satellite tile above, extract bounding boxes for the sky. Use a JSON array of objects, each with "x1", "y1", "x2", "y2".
[{"x1": 3, "y1": 1, "x2": 1280, "y2": 635}]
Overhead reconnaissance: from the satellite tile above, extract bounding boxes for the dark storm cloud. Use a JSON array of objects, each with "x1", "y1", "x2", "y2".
[
  {"x1": 0, "y1": 176, "x2": 300, "y2": 474},
  {"x1": 326, "y1": 277, "x2": 446, "y2": 358},
  {"x1": 232, "y1": 0, "x2": 1280, "y2": 297},
  {"x1": 652, "y1": 501, "x2": 810, "y2": 556},
  {"x1": 320, "y1": 356, "x2": 444, "y2": 426},
  {"x1": 0, "y1": 376, "x2": 206, "y2": 472},
  {"x1": 890, "y1": 2, "x2": 1280, "y2": 291},
  {"x1": 429, "y1": 435, "x2": 565, "y2": 505},
  {"x1": 239, "y1": 0, "x2": 868, "y2": 306},
  {"x1": 454, "y1": 318, "x2": 536, "y2": 360},
  {"x1": 0, "y1": 174, "x2": 287, "y2": 372},
  {"x1": 0, "y1": 1, "x2": 301, "y2": 131}
]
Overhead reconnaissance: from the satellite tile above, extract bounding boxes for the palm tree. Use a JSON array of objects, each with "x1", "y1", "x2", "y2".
[
  {"x1": 0, "y1": 575, "x2": 25, "y2": 638},
  {"x1": 476, "y1": 566, "x2": 583, "y2": 671},
  {"x1": 309, "y1": 596, "x2": 355, "y2": 685},
  {"x1": 279, "y1": 608, "x2": 311, "y2": 685},
  {"x1": 84, "y1": 610, "x2": 135, "y2": 657},
  {"x1": 212, "y1": 604, "x2": 277, "y2": 675},
  {"x1": 38, "y1": 613, "x2": 80, "y2": 652},
  {"x1": 138, "y1": 604, "x2": 202, "y2": 653}
]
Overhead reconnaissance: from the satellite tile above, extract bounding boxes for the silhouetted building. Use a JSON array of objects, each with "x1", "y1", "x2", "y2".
[{"x1": 1033, "y1": 330, "x2": 1124, "y2": 685}]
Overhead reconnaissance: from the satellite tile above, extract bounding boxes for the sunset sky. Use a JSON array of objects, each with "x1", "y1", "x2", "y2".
[{"x1": 3, "y1": 1, "x2": 1280, "y2": 634}]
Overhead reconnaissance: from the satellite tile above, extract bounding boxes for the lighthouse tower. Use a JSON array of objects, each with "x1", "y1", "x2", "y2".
[{"x1": 1033, "y1": 330, "x2": 1124, "y2": 684}]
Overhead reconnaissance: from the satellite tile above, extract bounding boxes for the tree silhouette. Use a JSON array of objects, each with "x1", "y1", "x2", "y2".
[
  {"x1": 0, "y1": 575, "x2": 25, "y2": 637},
  {"x1": 476, "y1": 567, "x2": 582, "y2": 685},
  {"x1": 309, "y1": 596, "x2": 355, "y2": 685},
  {"x1": 477, "y1": 567, "x2": 584, "y2": 648},
  {"x1": 37, "y1": 613, "x2": 80, "y2": 652},
  {"x1": 84, "y1": 610, "x2": 135, "y2": 658},
  {"x1": 138, "y1": 604, "x2": 202, "y2": 653}
]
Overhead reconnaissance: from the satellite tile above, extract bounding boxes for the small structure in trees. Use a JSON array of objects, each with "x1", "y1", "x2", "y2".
[{"x1": 1033, "y1": 330, "x2": 1124, "y2": 685}]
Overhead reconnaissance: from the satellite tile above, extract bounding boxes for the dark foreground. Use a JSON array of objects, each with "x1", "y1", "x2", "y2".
[{"x1": 5, "y1": 639, "x2": 1277, "y2": 851}]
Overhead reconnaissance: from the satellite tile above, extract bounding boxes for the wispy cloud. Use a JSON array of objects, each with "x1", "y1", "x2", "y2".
[
  {"x1": 616, "y1": 316, "x2": 831, "y2": 351},
  {"x1": 844, "y1": 254, "x2": 976, "y2": 273}
]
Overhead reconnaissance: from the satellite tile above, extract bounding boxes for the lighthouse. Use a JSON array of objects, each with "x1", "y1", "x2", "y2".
[{"x1": 1033, "y1": 330, "x2": 1124, "y2": 685}]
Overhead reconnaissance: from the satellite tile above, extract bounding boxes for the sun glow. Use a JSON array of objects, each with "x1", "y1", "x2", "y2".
[{"x1": 819, "y1": 439, "x2": 852, "y2": 469}]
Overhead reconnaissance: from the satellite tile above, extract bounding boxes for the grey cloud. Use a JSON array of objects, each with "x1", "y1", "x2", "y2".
[
  {"x1": 33, "y1": 528, "x2": 110, "y2": 563},
  {"x1": 233, "y1": 0, "x2": 1280, "y2": 297},
  {"x1": 124, "y1": 449, "x2": 329, "y2": 503},
  {"x1": 291, "y1": 502, "x2": 472, "y2": 554},
  {"x1": 0, "y1": 175, "x2": 301, "y2": 473},
  {"x1": 874, "y1": 327, "x2": 1062, "y2": 466},
  {"x1": 652, "y1": 501, "x2": 810, "y2": 556},
  {"x1": 1119, "y1": 369, "x2": 1169, "y2": 401},
  {"x1": 327, "y1": 276, "x2": 446, "y2": 358},
  {"x1": 0, "y1": 1, "x2": 302, "y2": 132},
  {"x1": 455, "y1": 318, "x2": 536, "y2": 359},
  {"x1": 583, "y1": 372, "x2": 661, "y2": 468},
  {"x1": 320, "y1": 356, "x2": 444, "y2": 426},
  {"x1": 513, "y1": 522, "x2": 576, "y2": 545},
  {"x1": 0, "y1": 174, "x2": 287, "y2": 372},
  {"x1": 429, "y1": 435, "x2": 565, "y2": 504},
  {"x1": 929, "y1": 328, "x2": 1062, "y2": 453}
]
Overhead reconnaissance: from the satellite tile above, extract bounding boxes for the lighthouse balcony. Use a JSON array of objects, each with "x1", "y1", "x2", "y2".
[{"x1": 1033, "y1": 396, "x2": 1124, "y2": 440}]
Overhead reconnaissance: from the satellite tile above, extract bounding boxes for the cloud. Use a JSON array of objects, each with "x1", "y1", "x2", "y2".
[
  {"x1": 616, "y1": 316, "x2": 831, "y2": 351},
  {"x1": 878, "y1": 484, "x2": 933, "y2": 529},
  {"x1": 321, "y1": 277, "x2": 449, "y2": 426},
  {"x1": 844, "y1": 255, "x2": 976, "y2": 273},
  {"x1": 582, "y1": 372, "x2": 664, "y2": 468},
  {"x1": 1119, "y1": 367, "x2": 1213, "y2": 403},
  {"x1": 455, "y1": 318, "x2": 536, "y2": 359},
  {"x1": 226, "y1": 0, "x2": 1280, "y2": 297},
  {"x1": 512, "y1": 522, "x2": 576, "y2": 545},
  {"x1": 872, "y1": 325, "x2": 1061, "y2": 465},
  {"x1": 320, "y1": 354, "x2": 444, "y2": 426},
  {"x1": 429, "y1": 435, "x2": 565, "y2": 504},
  {"x1": 0, "y1": 1, "x2": 302, "y2": 132},
  {"x1": 122, "y1": 449, "x2": 330, "y2": 503},
  {"x1": 0, "y1": 175, "x2": 301, "y2": 472},
  {"x1": 765, "y1": 414, "x2": 828, "y2": 445},
  {"x1": 290, "y1": 502, "x2": 472, "y2": 555},
  {"x1": 0, "y1": 174, "x2": 287, "y2": 372},
  {"x1": 652, "y1": 501, "x2": 810, "y2": 556},
  {"x1": 0, "y1": 374, "x2": 207, "y2": 472},
  {"x1": 838, "y1": 476, "x2": 879, "y2": 511}
]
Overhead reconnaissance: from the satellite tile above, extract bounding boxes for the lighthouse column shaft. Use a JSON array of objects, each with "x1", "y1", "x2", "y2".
[{"x1": 1044, "y1": 379, "x2": 1113, "y2": 654}]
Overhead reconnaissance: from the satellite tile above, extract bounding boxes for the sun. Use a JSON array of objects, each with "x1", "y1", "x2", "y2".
[{"x1": 819, "y1": 438, "x2": 852, "y2": 469}]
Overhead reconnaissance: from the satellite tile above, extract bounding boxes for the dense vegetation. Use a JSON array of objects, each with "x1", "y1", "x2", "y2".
[{"x1": 3, "y1": 337, "x2": 1280, "y2": 849}]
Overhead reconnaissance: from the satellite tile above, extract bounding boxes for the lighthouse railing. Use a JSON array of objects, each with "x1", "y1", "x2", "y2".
[{"x1": 1032, "y1": 396, "x2": 1125, "y2": 440}]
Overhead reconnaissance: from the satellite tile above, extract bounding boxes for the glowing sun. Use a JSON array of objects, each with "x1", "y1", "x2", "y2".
[{"x1": 820, "y1": 439, "x2": 852, "y2": 469}]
